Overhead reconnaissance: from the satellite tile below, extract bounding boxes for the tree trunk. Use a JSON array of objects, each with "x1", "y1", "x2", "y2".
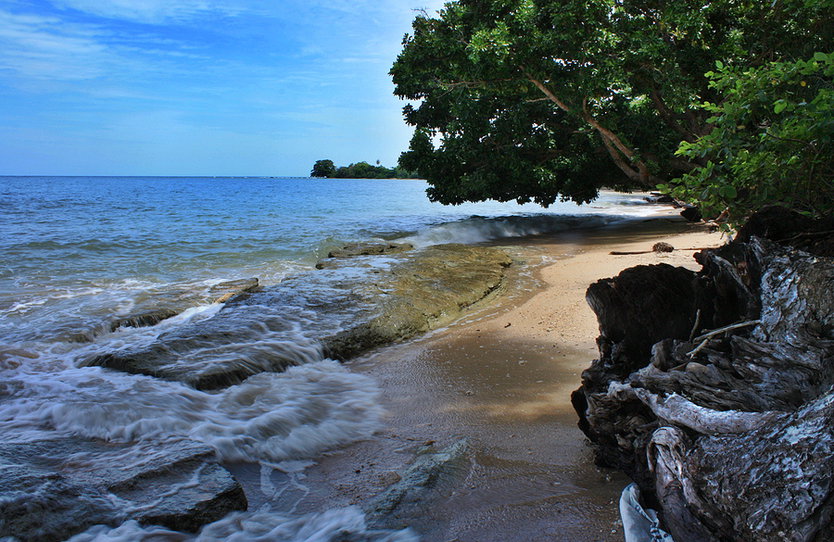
[
  {"x1": 523, "y1": 70, "x2": 659, "y2": 189},
  {"x1": 573, "y1": 210, "x2": 834, "y2": 541}
]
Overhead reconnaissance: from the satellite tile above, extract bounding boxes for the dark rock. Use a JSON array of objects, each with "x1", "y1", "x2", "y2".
[
  {"x1": 585, "y1": 264, "x2": 706, "y2": 380},
  {"x1": 736, "y1": 205, "x2": 819, "y2": 244},
  {"x1": 0, "y1": 439, "x2": 246, "y2": 541},
  {"x1": 680, "y1": 205, "x2": 702, "y2": 222},
  {"x1": 736, "y1": 205, "x2": 834, "y2": 257},
  {"x1": 110, "y1": 308, "x2": 180, "y2": 332},
  {"x1": 646, "y1": 193, "x2": 678, "y2": 205},
  {"x1": 652, "y1": 242, "x2": 674, "y2": 253},
  {"x1": 327, "y1": 243, "x2": 413, "y2": 259}
]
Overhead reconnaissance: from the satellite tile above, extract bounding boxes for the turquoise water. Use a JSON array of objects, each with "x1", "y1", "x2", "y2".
[{"x1": 0, "y1": 176, "x2": 660, "y2": 540}]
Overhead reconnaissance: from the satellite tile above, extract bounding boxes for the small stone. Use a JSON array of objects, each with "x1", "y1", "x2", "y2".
[{"x1": 379, "y1": 471, "x2": 402, "y2": 486}]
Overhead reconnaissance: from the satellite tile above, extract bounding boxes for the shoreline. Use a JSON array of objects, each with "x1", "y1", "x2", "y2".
[{"x1": 282, "y1": 212, "x2": 725, "y2": 541}]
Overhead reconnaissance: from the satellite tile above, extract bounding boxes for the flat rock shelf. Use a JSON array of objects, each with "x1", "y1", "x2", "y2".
[{"x1": 82, "y1": 244, "x2": 512, "y2": 390}]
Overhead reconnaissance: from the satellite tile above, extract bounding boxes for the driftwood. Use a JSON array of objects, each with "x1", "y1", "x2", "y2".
[
  {"x1": 685, "y1": 320, "x2": 761, "y2": 357},
  {"x1": 572, "y1": 210, "x2": 834, "y2": 541},
  {"x1": 609, "y1": 245, "x2": 714, "y2": 256}
]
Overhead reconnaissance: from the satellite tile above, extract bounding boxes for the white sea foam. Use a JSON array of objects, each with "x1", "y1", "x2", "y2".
[
  {"x1": 0, "y1": 360, "x2": 383, "y2": 464},
  {"x1": 68, "y1": 506, "x2": 418, "y2": 542},
  {"x1": 400, "y1": 214, "x2": 620, "y2": 247},
  {"x1": 398, "y1": 190, "x2": 670, "y2": 247}
]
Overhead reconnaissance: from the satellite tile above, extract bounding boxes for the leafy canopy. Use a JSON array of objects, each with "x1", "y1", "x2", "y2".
[
  {"x1": 391, "y1": 0, "x2": 833, "y2": 215},
  {"x1": 665, "y1": 53, "x2": 834, "y2": 226}
]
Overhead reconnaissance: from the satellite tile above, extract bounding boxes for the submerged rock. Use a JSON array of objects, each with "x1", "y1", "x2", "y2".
[
  {"x1": 110, "y1": 308, "x2": 180, "y2": 331},
  {"x1": 323, "y1": 244, "x2": 512, "y2": 360},
  {"x1": 0, "y1": 438, "x2": 246, "y2": 541},
  {"x1": 316, "y1": 243, "x2": 414, "y2": 269},
  {"x1": 64, "y1": 307, "x2": 181, "y2": 344},
  {"x1": 62, "y1": 279, "x2": 260, "y2": 344},
  {"x1": 80, "y1": 304, "x2": 322, "y2": 389},
  {"x1": 0, "y1": 468, "x2": 118, "y2": 542},
  {"x1": 82, "y1": 244, "x2": 511, "y2": 389},
  {"x1": 209, "y1": 277, "x2": 260, "y2": 303},
  {"x1": 364, "y1": 440, "x2": 470, "y2": 528}
]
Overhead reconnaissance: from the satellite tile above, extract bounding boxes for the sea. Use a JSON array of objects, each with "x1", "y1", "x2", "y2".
[{"x1": 0, "y1": 176, "x2": 662, "y2": 541}]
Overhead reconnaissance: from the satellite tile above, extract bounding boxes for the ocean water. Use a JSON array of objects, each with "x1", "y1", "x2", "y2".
[{"x1": 0, "y1": 176, "x2": 661, "y2": 540}]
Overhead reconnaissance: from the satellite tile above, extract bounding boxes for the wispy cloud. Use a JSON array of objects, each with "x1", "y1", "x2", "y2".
[
  {"x1": 0, "y1": 7, "x2": 215, "y2": 90},
  {"x1": 51, "y1": 0, "x2": 249, "y2": 24},
  {"x1": 0, "y1": 10, "x2": 112, "y2": 80}
]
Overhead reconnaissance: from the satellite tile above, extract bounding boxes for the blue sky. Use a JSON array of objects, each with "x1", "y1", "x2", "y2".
[{"x1": 0, "y1": 0, "x2": 445, "y2": 176}]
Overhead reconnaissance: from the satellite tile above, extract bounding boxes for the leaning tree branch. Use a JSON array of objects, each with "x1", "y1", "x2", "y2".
[
  {"x1": 648, "y1": 87, "x2": 698, "y2": 143},
  {"x1": 599, "y1": 135, "x2": 657, "y2": 187},
  {"x1": 521, "y1": 67, "x2": 660, "y2": 188}
]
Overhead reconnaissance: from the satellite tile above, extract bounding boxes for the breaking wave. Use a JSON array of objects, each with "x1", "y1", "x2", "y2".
[
  {"x1": 400, "y1": 214, "x2": 622, "y2": 247},
  {"x1": 0, "y1": 360, "x2": 383, "y2": 465}
]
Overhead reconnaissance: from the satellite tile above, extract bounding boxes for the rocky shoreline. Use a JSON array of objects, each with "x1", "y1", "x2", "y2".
[
  {"x1": 1, "y1": 243, "x2": 515, "y2": 541},
  {"x1": 11, "y1": 211, "x2": 789, "y2": 541},
  {"x1": 572, "y1": 208, "x2": 834, "y2": 541},
  {"x1": 81, "y1": 243, "x2": 512, "y2": 389}
]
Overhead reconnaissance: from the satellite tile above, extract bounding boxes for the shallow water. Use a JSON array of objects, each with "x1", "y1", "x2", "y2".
[{"x1": 0, "y1": 176, "x2": 659, "y2": 540}]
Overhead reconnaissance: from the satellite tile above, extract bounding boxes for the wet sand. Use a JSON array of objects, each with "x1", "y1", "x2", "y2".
[{"x1": 248, "y1": 213, "x2": 724, "y2": 541}]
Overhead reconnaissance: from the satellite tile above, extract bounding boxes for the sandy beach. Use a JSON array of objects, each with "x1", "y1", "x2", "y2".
[{"x1": 251, "y1": 212, "x2": 725, "y2": 541}]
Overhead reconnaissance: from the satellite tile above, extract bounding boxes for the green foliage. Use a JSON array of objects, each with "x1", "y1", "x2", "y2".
[
  {"x1": 311, "y1": 159, "x2": 336, "y2": 177},
  {"x1": 391, "y1": 0, "x2": 833, "y2": 211},
  {"x1": 393, "y1": 0, "x2": 636, "y2": 205},
  {"x1": 310, "y1": 160, "x2": 419, "y2": 179},
  {"x1": 665, "y1": 53, "x2": 834, "y2": 227}
]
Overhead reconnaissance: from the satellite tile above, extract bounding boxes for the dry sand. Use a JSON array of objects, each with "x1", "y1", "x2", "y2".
[{"x1": 252, "y1": 212, "x2": 725, "y2": 541}]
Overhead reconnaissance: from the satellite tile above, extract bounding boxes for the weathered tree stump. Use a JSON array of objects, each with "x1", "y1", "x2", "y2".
[{"x1": 573, "y1": 208, "x2": 834, "y2": 541}]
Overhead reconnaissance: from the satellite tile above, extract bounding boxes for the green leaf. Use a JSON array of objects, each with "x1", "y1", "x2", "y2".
[
  {"x1": 774, "y1": 100, "x2": 787, "y2": 114},
  {"x1": 719, "y1": 185, "x2": 737, "y2": 199}
]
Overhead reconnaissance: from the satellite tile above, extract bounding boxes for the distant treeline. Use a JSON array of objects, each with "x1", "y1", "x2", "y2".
[{"x1": 310, "y1": 159, "x2": 420, "y2": 179}]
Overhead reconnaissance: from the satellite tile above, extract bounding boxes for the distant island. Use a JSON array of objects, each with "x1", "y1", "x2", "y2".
[{"x1": 310, "y1": 159, "x2": 420, "y2": 179}]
